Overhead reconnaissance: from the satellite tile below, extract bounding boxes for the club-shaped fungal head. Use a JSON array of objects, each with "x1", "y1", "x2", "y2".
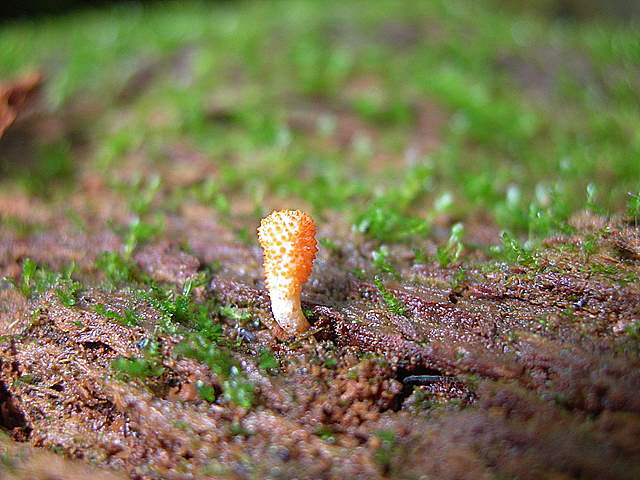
[{"x1": 257, "y1": 209, "x2": 317, "y2": 335}]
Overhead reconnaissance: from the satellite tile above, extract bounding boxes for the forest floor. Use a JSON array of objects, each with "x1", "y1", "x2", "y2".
[{"x1": 1, "y1": 1, "x2": 639, "y2": 478}]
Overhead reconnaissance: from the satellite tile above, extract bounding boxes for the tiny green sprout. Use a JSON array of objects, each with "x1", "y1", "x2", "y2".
[
  {"x1": 218, "y1": 305, "x2": 251, "y2": 324},
  {"x1": 450, "y1": 267, "x2": 467, "y2": 291},
  {"x1": 373, "y1": 429, "x2": 398, "y2": 473},
  {"x1": 490, "y1": 231, "x2": 536, "y2": 267},
  {"x1": 14, "y1": 374, "x2": 35, "y2": 386},
  {"x1": 129, "y1": 175, "x2": 161, "y2": 216},
  {"x1": 374, "y1": 276, "x2": 406, "y2": 316},
  {"x1": 17, "y1": 260, "x2": 82, "y2": 307},
  {"x1": 223, "y1": 368, "x2": 255, "y2": 409},
  {"x1": 589, "y1": 262, "x2": 620, "y2": 277},
  {"x1": 95, "y1": 251, "x2": 137, "y2": 286},
  {"x1": 229, "y1": 421, "x2": 250, "y2": 437},
  {"x1": 112, "y1": 338, "x2": 165, "y2": 381},
  {"x1": 355, "y1": 205, "x2": 429, "y2": 243},
  {"x1": 94, "y1": 304, "x2": 140, "y2": 327},
  {"x1": 436, "y1": 223, "x2": 465, "y2": 268},
  {"x1": 196, "y1": 380, "x2": 216, "y2": 402},
  {"x1": 175, "y1": 334, "x2": 254, "y2": 408},
  {"x1": 174, "y1": 335, "x2": 233, "y2": 377},
  {"x1": 55, "y1": 274, "x2": 82, "y2": 308},
  {"x1": 354, "y1": 165, "x2": 432, "y2": 242},
  {"x1": 412, "y1": 248, "x2": 429, "y2": 265},
  {"x1": 625, "y1": 321, "x2": 640, "y2": 341},
  {"x1": 14, "y1": 258, "x2": 67, "y2": 299},
  {"x1": 112, "y1": 357, "x2": 164, "y2": 380},
  {"x1": 323, "y1": 356, "x2": 338, "y2": 369},
  {"x1": 537, "y1": 316, "x2": 550, "y2": 331},
  {"x1": 258, "y1": 348, "x2": 279, "y2": 372},
  {"x1": 18, "y1": 258, "x2": 38, "y2": 297},
  {"x1": 351, "y1": 268, "x2": 366, "y2": 280},
  {"x1": 140, "y1": 276, "x2": 221, "y2": 339},
  {"x1": 581, "y1": 234, "x2": 598, "y2": 258},
  {"x1": 628, "y1": 191, "x2": 640, "y2": 225},
  {"x1": 315, "y1": 425, "x2": 336, "y2": 444},
  {"x1": 372, "y1": 245, "x2": 400, "y2": 279},
  {"x1": 433, "y1": 191, "x2": 454, "y2": 214},
  {"x1": 123, "y1": 217, "x2": 163, "y2": 258},
  {"x1": 586, "y1": 183, "x2": 599, "y2": 212}
]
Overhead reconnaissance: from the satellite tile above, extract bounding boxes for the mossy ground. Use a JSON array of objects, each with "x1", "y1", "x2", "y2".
[{"x1": 0, "y1": 1, "x2": 639, "y2": 479}]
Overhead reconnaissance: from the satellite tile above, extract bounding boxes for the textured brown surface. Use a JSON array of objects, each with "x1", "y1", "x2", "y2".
[{"x1": 1, "y1": 196, "x2": 639, "y2": 478}]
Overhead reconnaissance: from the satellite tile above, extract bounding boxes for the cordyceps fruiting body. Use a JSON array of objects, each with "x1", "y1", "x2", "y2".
[{"x1": 257, "y1": 209, "x2": 318, "y2": 336}]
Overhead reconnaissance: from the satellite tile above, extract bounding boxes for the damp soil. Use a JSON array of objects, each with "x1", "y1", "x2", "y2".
[{"x1": 1, "y1": 177, "x2": 639, "y2": 479}]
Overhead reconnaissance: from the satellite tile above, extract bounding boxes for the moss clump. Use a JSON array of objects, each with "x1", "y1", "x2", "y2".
[
  {"x1": 174, "y1": 334, "x2": 254, "y2": 408},
  {"x1": 112, "y1": 340, "x2": 164, "y2": 381},
  {"x1": 13, "y1": 258, "x2": 82, "y2": 307},
  {"x1": 94, "y1": 304, "x2": 141, "y2": 327}
]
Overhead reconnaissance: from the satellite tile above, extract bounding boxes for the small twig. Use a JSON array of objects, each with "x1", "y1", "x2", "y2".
[{"x1": 402, "y1": 375, "x2": 450, "y2": 385}]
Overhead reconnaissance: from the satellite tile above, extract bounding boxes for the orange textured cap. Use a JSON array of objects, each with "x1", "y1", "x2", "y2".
[{"x1": 257, "y1": 209, "x2": 317, "y2": 296}]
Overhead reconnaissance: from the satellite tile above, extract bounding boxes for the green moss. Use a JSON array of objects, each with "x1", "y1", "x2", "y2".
[
  {"x1": 0, "y1": 452, "x2": 16, "y2": 471},
  {"x1": 218, "y1": 305, "x2": 252, "y2": 324},
  {"x1": 94, "y1": 304, "x2": 141, "y2": 327},
  {"x1": 13, "y1": 374, "x2": 36, "y2": 386},
  {"x1": 625, "y1": 321, "x2": 640, "y2": 342},
  {"x1": 174, "y1": 334, "x2": 254, "y2": 408},
  {"x1": 581, "y1": 234, "x2": 599, "y2": 258},
  {"x1": 319, "y1": 237, "x2": 339, "y2": 253},
  {"x1": 128, "y1": 175, "x2": 162, "y2": 217},
  {"x1": 123, "y1": 217, "x2": 164, "y2": 258},
  {"x1": 436, "y1": 223, "x2": 465, "y2": 268},
  {"x1": 17, "y1": 258, "x2": 39, "y2": 298},
  {"x1": 223, "y1": 374, "x2": 255, "y2": 409},
  {"x1": 258, "y1": 348, "x2": 279, "y2": 373},
  {"x1": 450, "y1": 267, "x2": 467, "y2": 291},
  {"x1": 355, "y1": 165, "x2": 432, "y2": 243},
  {"x1": 195, "y1": 380, "x2": 216, "y2": 403},
  {"x1": 95, "y1": 251, "x2": 138, "y2": 287},
  {"x1": 112, "y1": 340, "x2": 164, "y2": 381},
  {"x1": 323, "y1": 357, "x2": 338, "y2": 369},
  {"x1": 141, "y1": 276, "x2": 222, "y2": 340},
  {"x1": 14, "y1": 259, "x2": 82, "y2": 306},
  {"x1": 372, "y1": 245, "x2": 400, "y2": 279},
  {"x1": 490, "y1": 231, "x2": 537, "y2": 267},
  {"x1": 373, "y1": 429, "x2": 398, "y2": 473},
  {"x1": 315, "y1": 425, "x2": 337, "y2": 444},
  {"x1": 374, "y1": 276, "x2": 406, "y2": 317},
  {"x1": 589, "y1": 262, "x2": 622, "y2": 278},
  {"x1": 55, "y1": 280, "x2": 82, "y2": 308},
  {"x1": 112, "y1": 357, "x2": 164, "y2": 380}
]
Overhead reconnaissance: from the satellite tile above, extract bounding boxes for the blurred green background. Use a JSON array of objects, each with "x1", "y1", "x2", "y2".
[{"x1": 1, "y1": 0, "x2": 639, "y2": 251}]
